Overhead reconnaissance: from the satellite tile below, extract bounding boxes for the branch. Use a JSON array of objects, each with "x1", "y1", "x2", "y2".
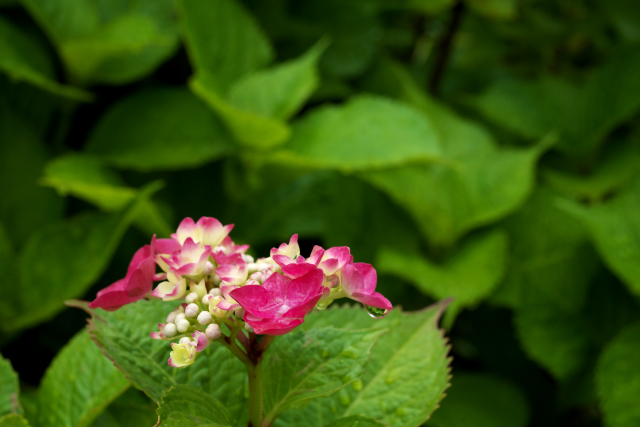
[{"x1": 428, "y1": 1, "x2": 465, "y2": 96}]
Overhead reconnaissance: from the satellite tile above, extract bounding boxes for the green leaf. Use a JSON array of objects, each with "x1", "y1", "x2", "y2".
[
  {"x1": 0, "y1": 183, "x2": 161, "y2": 332},
  {"x1": 409, "y1": 0, "x2": 455, "y2": 14},
  {"x1": 465, "y1": 0, "x2": 517, "y2": 20},
  {"x1": 42, "y1": 154, "x2": 172, "y2": 237},
  {"x1": 561, "y1": 175, "x2": 640, "y2": 296},
  {"x1": 0, "y1": 415, "x2": 30, "y2": 427},
  {"x1": 0, "y1": 224, "x2": 15, "y2": 324},
  {"x1": 178, "y1": 0, "x2": 273, "y2": 90},
  {"x1": 275, "y1": 303, "x2": 451, "y2": 427},
  {"x1": 190, "y1": 75, "x2": 291, "y2": 148},
  {"x1": 179, "y1": 1, "x2": 328, "y2": 149},
  {"x1": 226, "y1": 39, "x2": 328, "y2": 121},
  {"x1": 262, "y1": 327, "x2": 385, "y2": 423},
  {"x1": 473, "y1": 45, "x2": 640, "y2": 161},
  {"x1": 156, "y1": 385, "x2": 232, "y2": 427},
  {"x1": 596, "y1": 321, "x2": 640, "y2": 427},
  {"x1": 427, "y1": 373, "x2": 529, "y2": 427},
  {"x1": 21, "y1": 0, "x2": 179, "y2": 85},
  {"x1": 84, "y1": 88, "x2": 235, "y2": 172},
  {"x1": 0, "y1": 16, "x2": 91, "y2": 100},
  {"x1": 38, "y1": 330, "x2": 129, "y2": 427},
  {"x1": 272, "y1": 95, "x2": 442, "y2": 171},
  {"x1": 0, "y1": 355, "x2": 20, "y2": 417},
  {"x1": 325, "y1": 416, "x2": 389, "y2": 427},
  {"x1": 495, "y1": 189, "x2": 600, "y2": 379},
  {"x1": 284, "y1": 0, "x2": 380, "y2": 79},
  {"x1": 362, "y1": 100, "x2": 543, "y2": 247},
  {"x1": 84, "y1": 299, "x2": 248, "y2": 424},
  {"x1": 602, "y1": 0, "x2": 640, "y2": 42},
  {"x1": 88, "y1": 389, "x2": 157, "y2": 427},
  {"x1": 377, "y1": 229, "x2": 508, "y2": 327},
  {"x1": 541, "y1": 139, "x2": 640, "y2": 203},
  {"x1": 0, "y1": 102, "x2": 64, "y2": 249}
]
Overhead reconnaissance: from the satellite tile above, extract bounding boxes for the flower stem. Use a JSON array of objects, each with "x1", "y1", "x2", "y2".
[{"x1": 247, "y1": 360, "x2": 263, "y2": 427}]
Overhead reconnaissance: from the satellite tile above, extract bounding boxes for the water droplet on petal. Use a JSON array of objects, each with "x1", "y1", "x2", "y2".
[{"x1": 365, "y1": 305, "x2": 389, "y2": 319}]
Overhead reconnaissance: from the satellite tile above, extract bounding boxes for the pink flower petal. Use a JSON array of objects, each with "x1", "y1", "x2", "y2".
[
  {"x1": 212, "y1": 252, "x2": 241, "y2": 265},
  {"x1": 351, "y1": 291, "x2": 392, "y2": 310},
  {"x1": 273, "y1": 254, "x2": 295, "y2": 267},
  {"x1": 284, "y1": 269, "x2": 324, "y2": 306},
  {"x1": 341, "y1": 263, "x2": 366, "y2": 295},
  {"x1": 243, "y1": 314, "x2": 304, "y2": 336},
  {"x1": 307, "y1": 246, "x2": 325, "y2": 266},
  {"x1": 174, "y1": 217, "x2": 197, "y2": 244},
  {"x1": 230, "y1": 284, "x2": 281, "y2": 318},
  {"x1": 281, "y1": 263, "x2": 317, "y2": 279},
  {"x1": 156, "y1": 238, "x2": 181, "y2": 254},
  {"x1": 89, "y1": 279, "x2": 140, "y2": 311}
]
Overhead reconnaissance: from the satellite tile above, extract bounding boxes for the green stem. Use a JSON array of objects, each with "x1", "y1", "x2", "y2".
[
  {"x1": 247, "y1": 360, "x2": 264, "y2": 427},
  {"x1": 219, "y1": 336, "x2": 251, "y2": 366}
]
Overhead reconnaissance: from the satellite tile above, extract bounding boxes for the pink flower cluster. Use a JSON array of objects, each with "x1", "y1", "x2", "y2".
[{"x1": 89, "y1": 217, "x2": 391, "y2": 366}]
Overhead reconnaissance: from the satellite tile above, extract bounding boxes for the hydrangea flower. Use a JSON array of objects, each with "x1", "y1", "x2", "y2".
[
  {"x1": 90, "y1": 217, "x2": 392, "y2": 381},
  {"x1": 168, "y1": 342, "x2": 197, "y2": 368},
  {"x1": 230, "y1": 268, "x2": 327, "y2": 335}
]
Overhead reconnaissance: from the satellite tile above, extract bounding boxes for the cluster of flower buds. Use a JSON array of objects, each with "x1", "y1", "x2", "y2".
[{"x1": 89, "y1": 217, "x2": 392, "y2": 368}]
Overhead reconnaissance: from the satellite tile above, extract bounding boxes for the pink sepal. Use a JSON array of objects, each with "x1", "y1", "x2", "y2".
[
  {"x1": 150, "y1": 323, "x2": 167, "y2": 340},
  {"x1": 341, "y1": 263, "x2": 392, "y2": 311},
  {"x1": 318, "y1": 246, "x2": 351, "y2": 275},
  {"x1": 243, "y1": 314, "x2": 304, "y2": 335},
  {"x1": 191, "y1": 331, "x2": 211, "y2": 352},
  {"x1": 156, "y1": 238, "x2": 181, "y2": 254},
  {"x1": 270, "y1": 234, "x2": 299, "y2": 259},
  {"x1": 307, "y1": 246, "x2": 325, "y2": 266},
  {"x1": 231, "y1": 269, "x2": 324, "y2": 335},
  {"x1": 212, "y1": 252, "x2": 242, "y2": 265},
  {"x1": 281, "y1": 263, "x2": 318, "y2": 279},
  {"x1": 351, "y1": 292, "x2": 392, "y2": 311},
  {"x1": 90, "y1": 235, "x2": 159, "y2": 311}
]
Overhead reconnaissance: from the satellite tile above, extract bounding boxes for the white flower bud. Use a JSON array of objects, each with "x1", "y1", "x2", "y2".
[
  {"x1": 250, "y1": 272, "x2": 261, "y2": 282},
  {"x1": 257, "y1": 262, "x2": 270, "y2": 272},
  {"x1": 185, "y1": 303, "x2": 200, "y2": 318},
  {"x1": 203, "y1": 261, "x2": 214, "y2": 275},
  {"x1": 177, "y1": 319, "x2": 191, "y2": 333},
  {"x1": 209, "y1": 288, "x2": 222, "y2": 297},
  {"x1": 185, "y1": 292, "x2": 199, "y2": 304},
  {"x1": 242, "y1": 254, "x2": 255, "y2": 263},
  {"x1": 175, "y1": 313, "x2": 186, "y2": 322},
  {"x1": 179, "y1": 337, "x2": 191, "y2": 344},
  {"x1": 244, "y1": 323, "x2": 254, "y2": 333},
  {"x1": 212, "y1": 274, "x2": 221, "y2": 285},
  {"x1": 262, "y1": 270, "x2": 274, "y2": 281},
  {"x1": 197, "y1": 311, "x2": 212, "y2": 325},
  {"x1": 212, "y1": 245, "x2": 225, "y2": 253},
  {"x1": 235, "y1": 308, "x2": 245, "y2": 318},
  {"x1": 205, "y1": 324, "x2": 222, "y2": 340},
  {"x1": 202, "y1": 294, "x2": 212, "y2": 305},
  {"x1": 247, "y1": 263, "x2": 258, "y2": 273},
  {"x1": 166, "y1": 312, "x2": 177, "y2": 324},
  {"x1": 245, "y1": 280, "x2": 260, "y2": 286},
  {"x1": 164, "y1": 323, "x2": 177, "y2": 338}
]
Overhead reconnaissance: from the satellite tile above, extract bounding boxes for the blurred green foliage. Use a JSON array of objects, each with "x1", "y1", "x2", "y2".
[{"x1": 1, "y1": 0, "x2": 640, "y2": 426}]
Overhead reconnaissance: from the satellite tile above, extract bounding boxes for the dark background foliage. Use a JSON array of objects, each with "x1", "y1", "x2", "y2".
[{"x1": 1, "y1": 0, "x2": 640, "y2": 426}]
